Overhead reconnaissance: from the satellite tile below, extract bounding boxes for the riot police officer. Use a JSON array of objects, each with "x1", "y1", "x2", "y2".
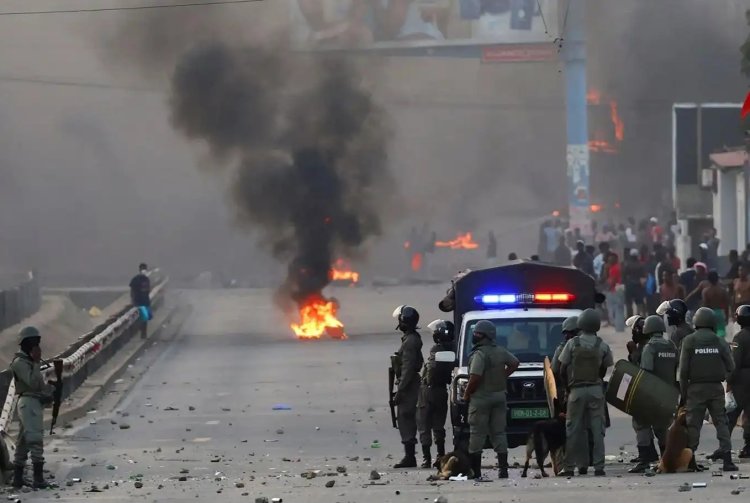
[
  {"x1": 727, "y1": 304, "x2": 750, "y2": 458},
  {"x1": 391, "y1": 305, "x2": 424, "y2": 468},
  {"x1": 629, "y1": 315, "x2": 678, "y2": 473},
  {"x1": 558, "y1": 309, "x2": 614, "y2": 477},
  {"x1": 10, "y1": 327, "x2": 53, "y2": 489},
  {"x1": 679, "y1": 307, "x2": 738, "y2": 471},
  {"x1": 417, "y1": 319, "x2": 455, "y2": 468},
  {"x1": 462, "y1": 320, "x2": 519, "y2": 479},
  {"x1": 552, "y1": 316, "x2": 579, "y2": 387},
  {"x1": 624, "y1": 315, "x2": 653, "y2": 466},
  {"x1": 658, "y1": 299, "x2": 693, "y2": 353}
]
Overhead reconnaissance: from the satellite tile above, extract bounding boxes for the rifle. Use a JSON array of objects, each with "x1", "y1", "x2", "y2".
[
  {"x1": 49, "y1": 360, "x2": 63, "y2": 435},
  {"x1": 388, "y1": 366, "x2": 398, "y2": 429}
]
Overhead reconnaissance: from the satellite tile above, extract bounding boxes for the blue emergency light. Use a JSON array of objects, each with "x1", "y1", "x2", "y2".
[{"x1": 475, "y1": 292, "x2": 574, "y2": 306}]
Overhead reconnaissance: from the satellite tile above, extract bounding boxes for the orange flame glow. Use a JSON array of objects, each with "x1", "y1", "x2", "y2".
[
  {"x1": 590, "y1": 204, "x2": 602, "y2": 213},
  {"x1": 329, "y1": 259, "x2": 359, "y2": 284},
  {"x1": 610, "y1": 101, "x2": 624, "y2": 141},
  {"x1": 586, "y1": 89, "x2": 601, "y2": 105},
  {"x1": 411, "y1": 252, "x2": 423, "y2": 272},
  {"x1": 435, "y1": 232, "x2": 479, "y2": 250},
  {"x1": 290, "y1": 295, "x2": 346, "y2": 340},
  {"x1": 588, "y1": 88, "x2": 624, "y2": 154}
]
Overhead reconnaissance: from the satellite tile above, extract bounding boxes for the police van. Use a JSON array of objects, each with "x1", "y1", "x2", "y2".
[{"x1": 438, "y1": 261, "x2": 600, "y2": 450}]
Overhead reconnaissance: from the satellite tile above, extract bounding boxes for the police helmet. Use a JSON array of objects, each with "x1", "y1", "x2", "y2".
[
  {"x1": 427, "y1": 319, "x2": 455, "y2": 344},
  {"x1": 736, "y1": 305, "x2": 750, "y2": 328},
  {"x1": 18, "y1": 326, "x2": 40, "y2": 345},
  {"x1": 577, "y1": 308, "x2": 601, "y2": 333},
  {"x1": 658, "y1": 299, "x2": 688, "y2": 326},
  {"x1": 643, "y1": 315, "x2": 666, "y2": 336},
  {"x1": 392, "y1": 305, "x2": 419, "y2": 331},
  {"x1": 561, "y1": 316, "x2": 579, "y2": 334},
  {"x1": 626, "y1": 315, "x2": 645, "y2": 340},
  {"x1": 692, "y1": 307, "x2": 716, "y2": 330},
  {"x1": 473, "y1": 320, "x2": 496, "y2": 340}
]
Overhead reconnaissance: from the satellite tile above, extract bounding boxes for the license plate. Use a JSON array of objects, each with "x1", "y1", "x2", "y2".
[{"x1": 510, "y1": 407, "x2": 550, "y2": 420}]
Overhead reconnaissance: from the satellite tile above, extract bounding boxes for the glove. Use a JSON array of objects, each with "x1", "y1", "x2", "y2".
[{"x1": 393, "y1": 391, "x2": 402, "y2": 406}]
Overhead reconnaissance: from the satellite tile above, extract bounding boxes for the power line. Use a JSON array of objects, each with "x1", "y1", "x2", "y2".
[{"x1": 0, "y1": 0, "x2": 263, "y2": 16}]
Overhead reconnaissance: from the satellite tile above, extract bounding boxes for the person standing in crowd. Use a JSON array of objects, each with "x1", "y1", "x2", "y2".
[
  {"x1": 726, "y1": 250, "x2": 740, "y2": 280},
  {"x1": 623, "y1": 249, "x2": 646, "y2": 317},
  {"x1": 593, "y1": 242, "x2": 610, "y2": 280},
  {"x1": 626, "y1": 217, "x2": 637, "y2": 245},
  {"x1": 701, "y1": 271, "x2": 730, "y2": 339},
  {"x1": 742, "y1": 243, "x2": 750, "y2": 264},
  {"x1": 486, "y1": 231, "x2": 497, "y2": 267},
  {"x1": 650, "y1": 217, "x2": 664, "y2": 245},
  {"x1": 574, "y1": 240, "x2": 595, "y2": 277},
  {"x1": 463, "y1": 320, "x2": 519, "y2": 480},
  {"x1": 679, "y1": 308, "x2": 738, "y2": 472},
  {"x1": 705, "y1": 228, "x2": 720, "y2": 272},
  {"x1": 543, "y1": 221, "x2": 559, "y2": 262},
  {"x1": 552, "y1": 316, "x2": 580, "y2": 401},
  {"x1": 733, "y1": 264, "x2": 750, "y2": 311},
  {"x1": 554, "y1": 235, "x2": 572, "y2": 267},
  {"x1": 727, "y1": 305, "x2": 750, "y2": 458},
  {"x1": 659, "y1": 270, "x2": 685, "y2": 303},
  {"x1": 684, "y1": 262, "x2": 708, "y2": 315},
  {"x1": 558, "y1": 309, "x2": 614, "y2": 477},
  {"x1": 603, "y1": 253, "x2": 625, "y2": 332},
  {"x1": 665, "y1": 247, "x2": 681, "y2": 272}
]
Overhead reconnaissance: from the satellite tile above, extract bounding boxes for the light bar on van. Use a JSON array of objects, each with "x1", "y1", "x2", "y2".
[{"x1": 475, "y1": 292, "x2": 575, "y2": 306}]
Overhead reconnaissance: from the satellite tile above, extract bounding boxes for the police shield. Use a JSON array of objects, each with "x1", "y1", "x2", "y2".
[{"x1": 543, "y1": 356, "x2": 557, "y2": 417}]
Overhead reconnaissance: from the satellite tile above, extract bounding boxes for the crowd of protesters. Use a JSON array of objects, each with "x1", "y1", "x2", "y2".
[{"x1": 536, "y1": 216, "x2": 747, "y2": 336}]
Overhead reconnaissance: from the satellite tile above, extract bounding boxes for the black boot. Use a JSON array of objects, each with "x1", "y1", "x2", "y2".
[
  {"x1": 722, "y1": 451, "x2": 739, "y2": 472},
  {"x1": 420, "y1": 445, "x2": 432, "y2": 469},
  {"x1": 687, "y1": 451, "x2": 705, "y2": 472},
  {"x1": 433, "y1": 442, "x2": 445, "y2": 468},
  {"x1": 12, "y1": 464, "x2": 27, "y2": 489},
  {"x1": 645, "y1": 443, "x2": 659, "y2": 463},
  {"x1": 739, "y1": 444, "x2": 750, "y2": 459},
  {"x1": 497, "y1": 453, "x2": 509, "y2": 479},
  {"x1": 393, "y1": 443, "x2": 417, "y2": 469},
  {"x1": 471, "y1": 452, "x2": 482, "y2": 480},
  {"x1": 32, "y1": 463, "x2": 49, "y2": 489},
  {"x1": 628, "y1": 446, "x2": 651, "y2": 474},
  {"x1": 707, "y1": 448, "x2": 723, "y2": 461}
]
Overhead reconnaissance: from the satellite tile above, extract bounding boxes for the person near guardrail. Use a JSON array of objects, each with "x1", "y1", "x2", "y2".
[
  {"x1": 129, "y1": 263, "x2": 152, "y2": 339},
  {"x1": 9, "y1": 326, "x2": 53, "y2": 489}
]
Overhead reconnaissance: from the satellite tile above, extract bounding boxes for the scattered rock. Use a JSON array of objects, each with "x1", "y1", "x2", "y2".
[
  {"x1": 255, "y1": 498, "x2": 269, "y2": 503},
  {"x1": 189, "y1": 406, "x2": 196, "y2": 411},
  {"x1": 222, "y1": 408, "x2": 231, "y2": 412},
  {"x1": 435, "y1": 497, "x2": 448, "y2": 503},
  {"x1": 349, "y1": 456, "x2": 359, "y2": 462},
  {"x1": 134, "y1": 481, "x2": 143, "y2": 489},
  {"x1": 178, "y1": 477, "x2": 188, "y2": 482},
  {"x1": 276, "y1": 429, "x2": 284, "y2": 435},
  {"x1": 210, "y1": 458, "x2": 221, "y2": 463},
  {"x1": 165, "y1": 406, "x2": 179, "y2": 411},
  {"x1": 678, "y1": 483, "x2": 692, "y2": 492},
  {"x1": 119, "y1": 424, "x2": 131, "y2": 430},
  {"x1": 336, "y1": 466, "x2": 347, "y2": 474},
  {"x1": 180, "y1": 469, "x2": 190, "y2": 474},
  {"x1": 236, "y1": 482, "x2": 245, "y2": 488},
  {"x1": 325, "y1": 480, "x2": 336, "y2": 488},
  {"x1": 301, "y1": 471, "x2": 317, "y2": 480},
  {"x1": 367, "y1": 407, "x2": 375, "y2": 413},
  {"x1": 369, "y1": 470, "x2": 381, "y2": 481},
  {"x1": 106, "y1": 465, "x2": 116, "y2": 470}
]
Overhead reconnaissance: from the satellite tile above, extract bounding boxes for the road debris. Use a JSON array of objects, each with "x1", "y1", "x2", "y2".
[
  {"x1": 119, "y1": 424, "x2": 131, "y2": 430},
  {"x1": 369, "y1": 470, "x2": 381, "y2": 481},
  {"x1": 272, "y1": 405, "x2": 291, "y2": 411},
  {"x1": 134, "y1": 481, "x2": 144, "y2": 489},
  {"x1": 325, "y1": 480, "x2": 336, "y2": 488},
  {"x1": 236, "y1": 482, "x2": 245, "y2": 488}
]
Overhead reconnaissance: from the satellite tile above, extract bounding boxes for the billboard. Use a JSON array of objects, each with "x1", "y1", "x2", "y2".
[{"x1": 290, "y1": 0, "x2": 559, "y2": 51}]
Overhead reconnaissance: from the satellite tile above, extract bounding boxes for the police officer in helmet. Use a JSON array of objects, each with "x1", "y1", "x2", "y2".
[
  {"x1": 558, "y1": 308, "x2": 614, "y2": 477},
  {"x1": 679, "y1": 307, "x2": 738, "y2": 471},
  {"x1": 462, "y1": 320, "x2": 520, "y2": 479},
  {"x1": 726, "y1": 305, "x2": 750, "y2": 458},
  {"x1": 10, "y1": 327, "x2": 54, "y2": 488},
  {"x1": 624, "y1": 315, "x2": 652, "y2": 465},
  {"x1": 657, "y1": 299, "x2": 693, "y2": 353},
  {"x1": 391, "y1": 305, "x2": 424, "y2": 468},
  {"x1": 416, "y1": 320, "x2": 455, "y2": 468},
  {"x1": 552, "y1": 316, "x2": 579, "y2": 400},
  {"x1": 629, "y1": 316, "x2": 678, "y2": 473}
]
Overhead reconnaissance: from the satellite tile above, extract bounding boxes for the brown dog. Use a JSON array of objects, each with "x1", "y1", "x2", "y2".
[
  {"x1": 521, "y1": 414, "x2": 566, "y2": 478},
  {"x1": 657, "y1": 407, "x2": 693, "y2": 474},
  {"x1": 428, "y1": 450, "x2": 474, "y2": 481}
]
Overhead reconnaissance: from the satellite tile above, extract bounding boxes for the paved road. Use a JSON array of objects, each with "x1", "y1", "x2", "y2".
[{"x1": 15, "y1": 287, "x2": 750, "y2": 502}]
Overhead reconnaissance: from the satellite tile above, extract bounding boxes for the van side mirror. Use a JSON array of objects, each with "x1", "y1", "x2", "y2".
[{"x1": 435, "y1": 351, "x2": 456, "y2": 363}]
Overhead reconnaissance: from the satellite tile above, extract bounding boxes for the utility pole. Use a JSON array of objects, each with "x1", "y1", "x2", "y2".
[{"x1": 563, "y1": 0, "x2": 590, "y2": 235}]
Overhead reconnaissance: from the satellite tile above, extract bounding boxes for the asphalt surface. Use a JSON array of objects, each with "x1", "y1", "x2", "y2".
[{"x1": 11, "y1": 286, "x2": 750, "y2": 502}]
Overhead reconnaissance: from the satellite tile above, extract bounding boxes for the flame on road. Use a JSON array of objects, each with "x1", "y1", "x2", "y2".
[
  {"x1": 435, "y1": 232, "x2": 479, "y2": 250},
  {"x1": 290, "y1": 295, "x2": 346, "y2": 340},
  {"x1": 329, "y1": 259, "x2": 359, "y2": 284}
]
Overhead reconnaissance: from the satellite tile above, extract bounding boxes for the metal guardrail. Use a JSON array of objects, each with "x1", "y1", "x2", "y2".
[
  {"x1": 0, "y1": 271, "x2": 168, "y2": 442},
  {"x1": 0, "y1": 273, "x2": 41, "y2": 332}
]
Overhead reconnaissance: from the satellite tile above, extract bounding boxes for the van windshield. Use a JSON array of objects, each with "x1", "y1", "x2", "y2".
[{"x1": 461, "y1": 318, "x2": 566, "y2": 364}]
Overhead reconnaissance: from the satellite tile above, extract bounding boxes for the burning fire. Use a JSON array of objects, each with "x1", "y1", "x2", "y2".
[
  {"x1": 411, "y1": 252, "x2": 423, "y2": 272},
  {"x1": 435, "y1": 232, "x2": 479, "y2": 250},
  {"x1": 587, "y1": 88, "x2": 624, "y2": 153},
  {"x1": 329, "y1": 259, "x2": 359, "y2": 284},
  {"x1": 290, "y1": 295, "x2": 346, "y2": 340}
]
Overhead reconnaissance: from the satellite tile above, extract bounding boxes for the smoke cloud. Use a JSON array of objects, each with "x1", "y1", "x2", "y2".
[{"x1": 168, "y1": 42, "x2": 392, "y2": 308}]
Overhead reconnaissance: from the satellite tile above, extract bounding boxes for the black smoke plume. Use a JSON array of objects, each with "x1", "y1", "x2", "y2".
[{"x1": 169, "y1": 43, "x2": 392, "y2": 309}]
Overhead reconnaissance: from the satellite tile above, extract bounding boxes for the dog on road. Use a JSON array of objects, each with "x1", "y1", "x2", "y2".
[
  {"x1": 521, "y1": 409, "x2": 567, "y2": 478},
  {"x1": 656, "y1": 407, "x2": 693, "y2": 474},
  {"x1": 429, "y1": 449, "x2": 474, "y2": 481}
]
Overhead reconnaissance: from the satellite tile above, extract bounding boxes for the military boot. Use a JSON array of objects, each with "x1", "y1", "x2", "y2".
[
  {"x1": 432, "y1": 442, "x2": 445, "y2": 468},
  {"x1": 393, "y1": 443, "x2": 417, "y2": 469},
  {"x1": 420, "y1": 445, "x2": 432, "y2": 469},
  {"x1": 497, "y1": 453, "x2": 509, "y2": 479},
  {"x1": 12, "y1": 464, "x2": 29, "y2": 489},
  {"x1": 687, "y1": 451, "x2": 705, "y2": 472},
  {"x1": 707, "y1": 448, "x2": 723, "y2": 461},
  {"x1": 628, "y1": 446, "x2": 651, "y2": 474},
  {"x1": 739, "y1": 444, "x2": 750, "y2": 459},
  {"x1": 32, "y1": 463, "x2": 49, "y2": 489},
  {"x1": 644, "y1": 443, "x2": 660, "y2": 463},
  {"x1": 471, "y1": 452, "x2": 482, "y2": 480},
  {"x1": 722, "y1": 452, "x2": 739, "y2": 472}
]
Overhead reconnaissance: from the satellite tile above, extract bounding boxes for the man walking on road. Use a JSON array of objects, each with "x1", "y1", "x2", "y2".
[
  {"x1": 391, "y1": 305, "x2": 424, "y2": 468},
  {"x1": 558, "y1": 309, "x2": 614, "y2": 477},
  {"x1": 10, "y1": 327, "x2": 53, "y2": 489},
  {"x1": 463, "y1": 320, "x2": 519, "y2": 480},
  {"x1": 129, "y1": 262, "x2": 151, "y2": 338}
]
